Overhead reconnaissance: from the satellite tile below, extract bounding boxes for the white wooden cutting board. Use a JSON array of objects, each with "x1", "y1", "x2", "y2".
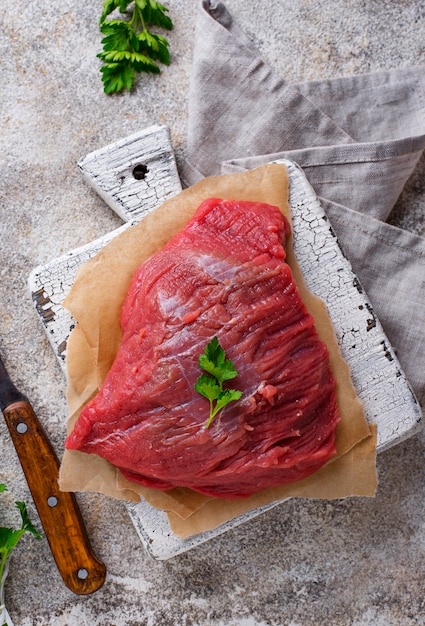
[{"x1": 28, "y1": 125, "x2": 422, "y2": 560}]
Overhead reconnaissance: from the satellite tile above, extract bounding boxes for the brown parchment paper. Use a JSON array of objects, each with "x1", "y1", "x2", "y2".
[{"x1": 59, "y1": 163, "x2": 377, "y2": 538}]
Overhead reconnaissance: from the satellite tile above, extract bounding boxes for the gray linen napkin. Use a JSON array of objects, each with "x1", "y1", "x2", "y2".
[{"x1": 182, "y1": 0, "x2": 425, "y2": 407}]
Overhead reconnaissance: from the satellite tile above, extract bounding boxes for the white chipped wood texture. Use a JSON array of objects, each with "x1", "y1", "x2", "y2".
[
  {"x1": 127, "y1": 496, "x2": 287, "y2": 561},
  {"x1": 29, "y1": 223, "x2": 133, "y2": 366},
  {"x1": 279, "y1": 159, "x2": 422, "y2": 453},
  {"x1": 28, "y1": 125, "x2": 182, "y2": 367},
  {"x1": 28, "y1": 133, "x2": 422, "y2": 560},
  {"x1": 78, "y1": 125, "x2": 181, "y2": 222}
]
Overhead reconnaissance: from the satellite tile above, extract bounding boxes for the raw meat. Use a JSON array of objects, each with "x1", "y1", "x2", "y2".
[{"x1": 65, "y1": 198, "x2": 340, "y2": 498}]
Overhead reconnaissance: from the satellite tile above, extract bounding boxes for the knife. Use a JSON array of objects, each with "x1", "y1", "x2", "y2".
[{"x1": 0, "y1": 354, "x2": 106, "y2": 595}]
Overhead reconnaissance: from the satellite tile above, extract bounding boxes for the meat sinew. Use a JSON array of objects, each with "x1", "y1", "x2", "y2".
[{"x1": 65, "y1": 198, "x2": 340, "y2": 498}]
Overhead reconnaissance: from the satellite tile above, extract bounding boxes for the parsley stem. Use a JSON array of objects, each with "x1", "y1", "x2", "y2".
[
  {"x1": 206, "y1": 402, "x2": 215, "y2": 429},
  {"x1": 205, "y1": 402, "x2": 221, "y2": 429},
  {"x1": 130, "y1": 5, "x2": 140, "y2": 32},
  {"x1": 0, "y1": 551, "x2": 7, "y2": 590},
  {"x1": 138, "y1": 7, "x2": 147, "y2": 34}
]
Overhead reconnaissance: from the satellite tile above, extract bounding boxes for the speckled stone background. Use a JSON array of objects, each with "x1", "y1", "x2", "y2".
[{"x1": 1, "y1": 1, "x2": 425, "y2": 625}]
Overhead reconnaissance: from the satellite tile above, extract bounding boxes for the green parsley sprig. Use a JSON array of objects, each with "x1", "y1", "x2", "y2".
[
  {"x1": 98, "y1": 0, "x2": 173, "y2": 94},
  {"x1": 1, "y1": 484, "x2": 42, "y2": 626},
  {"x1": 195, "y1": 337, "x2": 242, "y2": 428}
]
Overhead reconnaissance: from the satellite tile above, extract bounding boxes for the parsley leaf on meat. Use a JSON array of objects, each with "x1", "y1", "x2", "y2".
[
  {"x1": 98, "y1": 0, "x2": 173, "y2": 94},
  {"x1": 195, "y1": 337, "x2": 242, "y2": 428}
]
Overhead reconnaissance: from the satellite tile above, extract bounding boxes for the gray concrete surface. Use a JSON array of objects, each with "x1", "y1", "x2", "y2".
[{"x1": 1, "y1": 1, "x2": 425, "y2": 624}]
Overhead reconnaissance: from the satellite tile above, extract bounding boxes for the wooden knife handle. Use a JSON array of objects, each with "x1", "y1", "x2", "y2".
[{"x1": 3, "y1": 400, "x2": 106, "y2": 595}]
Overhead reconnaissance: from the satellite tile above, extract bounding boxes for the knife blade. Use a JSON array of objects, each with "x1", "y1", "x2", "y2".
[{"x1": 0, "y1": 354, "x2": 106, "y2": 595}]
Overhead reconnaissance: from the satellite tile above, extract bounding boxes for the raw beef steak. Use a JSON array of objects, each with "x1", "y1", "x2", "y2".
[{"x1": 66, "y1": 198, "x2": 340, "y2": 498}]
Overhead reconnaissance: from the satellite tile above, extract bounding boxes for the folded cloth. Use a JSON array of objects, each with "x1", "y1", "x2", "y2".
[{"x1": 182, "y1": 0, "x2": 425, "y2": 408}]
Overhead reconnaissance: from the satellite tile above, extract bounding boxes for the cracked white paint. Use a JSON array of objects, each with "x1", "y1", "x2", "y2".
[
  {"x1": 281, "y1": 159, "x2": 422, "y2": 451},
  {"x1": 78, "y1": 125, "x2": 181, "y2": 222},
  {"x1": 28, "y1": 125, "x2": 182, "y2": 368}
]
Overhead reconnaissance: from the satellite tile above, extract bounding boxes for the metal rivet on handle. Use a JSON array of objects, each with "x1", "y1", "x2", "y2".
[
  {"x1": 16, "y1": 422, "x2": 28, "y2": 434},
  {"x1": 77, "y1": 568, "x2": 89, "y2": 580},
  {"x1": 47, "y1": 496, "x2": 58, "y2": 507}
]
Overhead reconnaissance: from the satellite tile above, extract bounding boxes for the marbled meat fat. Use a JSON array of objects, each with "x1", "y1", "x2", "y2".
[{"x1": 65, "y1": 198, "x2": 340, "y2": 498}]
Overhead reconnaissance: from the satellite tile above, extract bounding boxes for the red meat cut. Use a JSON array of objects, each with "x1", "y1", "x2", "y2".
[{"x1": 65, "y1": 198, "x2": 340, "y2": 498}]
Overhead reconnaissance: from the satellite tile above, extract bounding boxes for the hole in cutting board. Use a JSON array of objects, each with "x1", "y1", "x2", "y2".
[{"x1": 132, "y1": 163, "x2": 149, "y2": 180}]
